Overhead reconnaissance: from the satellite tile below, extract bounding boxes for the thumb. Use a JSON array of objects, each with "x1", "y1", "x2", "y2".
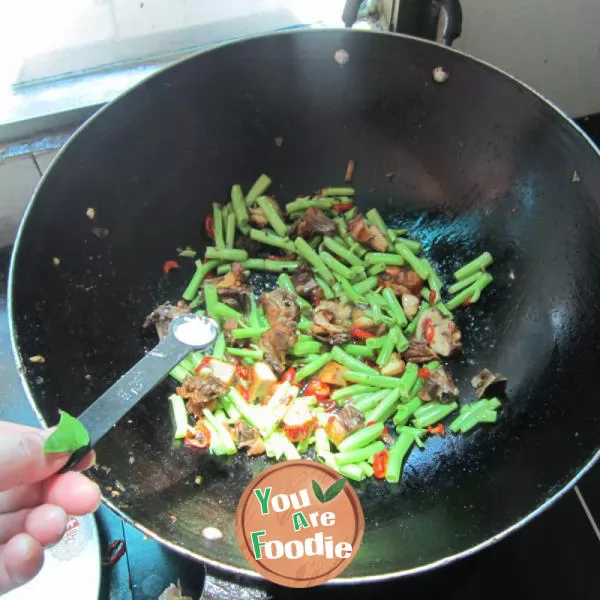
[{"x1": 0, "y1": 427, "x2": 69, "y2": 492}]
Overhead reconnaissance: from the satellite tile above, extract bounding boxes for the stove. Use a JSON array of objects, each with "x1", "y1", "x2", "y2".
[{"x1": 1, "y1": 117, "x2": 599, "y2": 599}]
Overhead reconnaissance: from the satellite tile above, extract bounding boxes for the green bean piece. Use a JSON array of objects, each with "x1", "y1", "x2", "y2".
[
  {"x1": 365, "y1": 208, "x2": 393, "y2": 243},
  {"x1": 294, "y1": 238, "x2": 335, "y2": 284},
  {"x1": 205, "y1": 247, "x2": 248, "y2": 262},
  {"x1": 446, "y1": 273, "x2": 493, "y2": 310},
  {"x1": 337, "y1": 464, "x2": 365, "y2": 482},
  {"x1": 245, "y1": 173, "x2": 272, "y2": 206},
  {"x1": 309, "y1": 236, "x2": 322, "y2": 250},
  {"x1": 342, "y1": 344, "x2": 376, "y2": 359},
  {"x1": 338, "y1": 422, "x2": 385, "y2": 452},
  {"x1": 286, "y1": 198, "x2": 336, "y2": 213},
  {"x1": 215, "y1": 303, "x2": 242, "y2": 320},
  {"x1": 322, "y1": 236, "x2": 363, "y2": 267},
  {"x1": 398, "y1": 363, "x2": 419, "y2": 399},
  {"x1": 395, "y1": 243, "x2": 430, "y2": 279},
  {"x1": 393, "y1": 397, "x2": 424, "y2": 427},
  {"x1": 360, "y1": 461, "x2": 374, "y2": 478},
  {"x1": 365, "y1": 388, "x2": 402, "y2": 423},
  {"x1": 219, "y1": 394, "x2": 241, "y2": 421},
  {"x1": 365, "y1": 252, "x2": 404, "y2": 266},
  {"x1": 385, "y1": 429, "x2": 421, "y2": 483},
  {"x1": 412, "y1": 401, "x2": 458, "y2": 429},
  {"x1": 211, "y1": 203, "x2": 225, "y2": 250},
  {"x1": 203, "y1": 408, "x2": 237, "y2": 455},
  {"x1": 294, "y1": 352, "x2": 332, "y2": 382},
  {"x1": 204, "y1": 283, "x2": 219, "y2": 319},
  {"x1": 376, "y1": 332, "x2": 396, "y2": 367},
  {"x1": 247, "y1": 293, "x2": 259, "y2": 328},
  {"x1": 331, "y1": 384, "x2": 376, "y2": 401},
  {"x1": 448, "y1": 271, "x2": 482, "y2": 294},
  {"x1": 314, "y1": 275, "x2": 335, "y2": 299},
  {"x1": 352, "y1": 390, "x2": 388, "y2": 413},
  {"x1": 231, "y1": 184, "x2": 250, "y2": 234},
  {"x1": 277, "y1": 273, "x2": 313, "y2": 314},
  {"x1": 320, "y1": 187, "x2": 355, "y2": 196},
  {"x1": 449, "y1": 398, "x2": 501, "y2": 433},
  {"x1": 227, "y1": 347, "x2": 264, "y2": 360},
  {"x1": 256, "y1": 196, "x2": 288, "y2": 237},
  {"x1": 435, "y1": 302, "x2": 454, "y2": 319},
  {"x1": 404, "y1": 302, "x2": 430, "y2": 336},
  {"x1": 338, "y1": 276, "x2": 363, "y2": 304},
  {"x1": 349, "y1": 242, "x2": 368, "y2": 258},
  {"x1": 249, "y1": 228, "x2": 296, "y2": 253},
  {"x1": 335, "y1": 441, "x2": 385, "y2": 465},
  {"x1": 365, "y1": 335, "x2": 387, "y2": 349},
  {"x1": 182, "y1": 260, "x2": 220, "y2": 302},
  {"x1": 320, "y1": 251, "x2": 354, "y2": 279},
  {"x1": 428, "y1": 270, "x2": 444, "y2": 299},
  {"x1": 392, "y1": 326, "x2": 409, "y2": 353},
  {"x1": 225, "y1": 212, "x2": 236, "y2": 249},
  {"x1": 352, "y1": 276, "x2": 379, "y2": 296},
  {"x1": 331, "y1": 347, "x2": 378, "y2": 375},
  {"x1": 395, "y1": 238, "x2": 422, "y2": 254},
  {"x1": 297, "y1": 316, "x2": 312, "y2": 331},
  {"x1": 231, "y1": 326, "x2": 268, "y2": 340},
  {"x1": 367, "y1": 263, "x2": 387, "y2": 276},
  {"x1": 382, "y1": 288, "x2": 408, "y2": 328},
  {"x1": 212, "y1": 332, "x2": 226, "y2": 360},
  {"x1": 391, "y1": 228, "x2": 408, "y2": 236},
  {"x1": 344, "y1": 371, "x2": 403, "y2": 389},
  {"x1": 291, "y1": 340, "x2": 323, "y2": 356},
  {"x1": 332, "y1": 235, "x2": 350, "y2": 249},
  {"x1": 454, "y1": 251, "x2": 494, "y2": 281},
  {"x1": 169, "y1": 365, "x2": 190, "y2": 383},
  {"x1": 344, "y1": 206, "x2": 358, "y2": 221}
]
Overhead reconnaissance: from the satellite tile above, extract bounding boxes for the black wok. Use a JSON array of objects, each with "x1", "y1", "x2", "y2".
[{"x1": 8, "y1": 30, "x2": 600, "y2": 583}]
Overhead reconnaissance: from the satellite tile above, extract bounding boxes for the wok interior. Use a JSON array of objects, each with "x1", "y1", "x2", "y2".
[{"x1": 10, "y1": 31, "x2": 600, "y2": 578}]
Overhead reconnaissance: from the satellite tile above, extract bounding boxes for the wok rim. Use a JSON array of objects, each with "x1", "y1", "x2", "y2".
[{"x1": 7, "y1": 28, "x2": 600, "y2": 584}]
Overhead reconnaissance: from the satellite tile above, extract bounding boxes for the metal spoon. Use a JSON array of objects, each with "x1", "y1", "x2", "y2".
[{"x1": 61, "y1": 313, "x2": 218, "y2": 471}]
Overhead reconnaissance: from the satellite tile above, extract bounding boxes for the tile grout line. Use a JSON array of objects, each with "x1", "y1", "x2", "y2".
[{"x1": 574, "y1": 485, "x2": 600, "y2": 542}]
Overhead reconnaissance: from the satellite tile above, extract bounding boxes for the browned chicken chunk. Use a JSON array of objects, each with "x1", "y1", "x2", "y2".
[
  {"x1": 178, "y1": 374, "x2": 227, "y2": 417},
  {"x1": 325, "y1": 406, "x2": 365, "y2": 447},
  {"x1": 249, "y1": 197, "x2": 284, "y2": 228},
  {"x1": 290, "y1": 207, "x2": 337, "y2": 238},
  {"x1": 143, "y1": 300, "x2": 191, "y2": 339},
  {"x1": 380, "y1": 266, "x2": 424, "y2": 296},
  {"x1": 347, "y1": 214, "x2": 388, "y2": 252},
  {"x1": 415, "y1": 307, "x2": 462, "y2": 357},
  {"x1": 311, "y1": 300, "x2": 353, "y2": 345},
  {"x1": 419, "y1": 365, "x2": 460, "y2": 403},
  {"x1": 292, "y1": 262, "x2": 324, "y2": 305}
]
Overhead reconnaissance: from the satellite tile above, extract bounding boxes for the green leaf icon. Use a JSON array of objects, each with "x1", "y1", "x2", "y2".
[
  {"x1": 323, "y1": 478, "x2": 346, "y2": 502},
  {"x1": 44, "y1": 410, "x2": 90, "y2": 454},
  {"x1": 312, "y1": 478, "x2": 346, "y2": 503},
  {"x1": 312, "y1": 480, "x2": 325, "y2": 503}
]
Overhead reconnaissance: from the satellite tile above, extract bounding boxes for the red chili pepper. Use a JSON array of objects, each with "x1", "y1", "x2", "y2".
[
  {"x1": 366, "y1": 420, "x2": 377, "y2": 427},
  {"x1": 418, "y1": 367, "x2": 431, "y2": 379},
  {"x1": 283, "y1": 419, "x2": 316, "y2": 443},
  {"x1": 427, "y1": 423, "x2": 446, "y2": 437},
  {"x1": 304, "y1": 380, "x2": 331, "y2": 401},
  {"x1": 463, "y1": 297, "x2": 473, "y2": 307},
  {"x1": 236, "y1": 364, "x2": 250, "y2": 381},
  {"x1": 282, "y1": 367, "x2": 297, "y2": 384},
  {"x1": 351, "y1": 328, "x2": 377, "y2": 339},
  {"x1": 429, "y1": 289, "x2": 438, "y2": 303},
  {"x1": 163, "y1": 260, "x2": 179, "y2": 274},
  {"x1": 194, "y1": 356, "x2": 212, "y2": 373},
  {"x1": 379, "y1": 425, "x2": 390, "y2": 441},
  {"x1": 205, "y1": 215, "x2": 215, "y2": 239},
  {"x1": 372, "y1": 450, "x2": 389, "y2": 480},
  {"x1": 184, "y1": 422, "x2": 211, "y2": 449},
  {"x1": 332, "y1": 203, "x2": 354, "y2": 213},
  {"x1": 423, "y1": 318, "x2": 435, "y2": 344},
  {"x1": 236, "y1": 385, "x2": 250, "y2": 402}
]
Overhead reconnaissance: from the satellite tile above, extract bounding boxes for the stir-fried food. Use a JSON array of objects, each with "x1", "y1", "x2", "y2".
[{"x1": 154, "y1": 173, "x2": 500, "y2": 484}]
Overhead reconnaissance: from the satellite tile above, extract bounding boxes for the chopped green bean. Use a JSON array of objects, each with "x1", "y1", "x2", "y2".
[
  {"x1": 331, "y1": 384, "x2": 376, "y2": 401},
  {"x1": 393, "y1": 397, "x2": 424, "y2": 427},
  {"x1": 449, "y1": 398, "x2": 501, "y2": 433},
  {"x1": 392, "y1": 326, "x2": 409, "y2": 353},
  {"x1": 315, "y1": 275, "x2": 335, "y2": 299},
  {"x1": 365, "y1": 388, "x2": 402, "y2": 423},
  {"x1": 341, "y1": 345, "x2": 376, "y2": 359},
  {"x1": 365, "y1": 335, "x2": 387, "y2": 349},
  {"x1": 367, "y1": 263, "x2": 387, "y2": 276},
  {"x1": 320, "y1": 187, "x2": 355, "y2": 196},
  {"x1": 215, "y1": 303, "x2": 242, "y2": 320},
  {"x1": 331, "y1": 346, "x2": 378, "y2": 375},
  {"x1": 249, "y1": 228, "x2": 295, "y2": 253},
  {"x1": 337, "y1": 464, "x2": 365, "y2": 481},
  {"x1": 212, "y1": 203, "x2": 225, "y2": 249},
  {"x1": 454, "y1": 251, "x2": 493, "y2": 281},
  {"x1": 231, "y1": 184, "x2": 250, "y2": 234},
  {"x1": 344, "y1": 206, "x2": 358, "y2": 221},
  {"x1": 245, "y1": 174, "x2": 272, "y2": 206},
  {"x1": 385, "y1": 428, "x2": 423, "y2": 483},
  {"x1": 182, "y1": 260, "x2": 220, "y2": 302},
  {"x1": 365, "y1": 252, "x2": 404, "y2": 266},
  {"x1": 169, "y1": 365, "x2": 190, "y2": 383},
  {"x1": 352, "y1": 390, "x2": 388, "y2": 413},
  {"x1": 231, "y1": 326, "x2": 268, "y2": 340},
  {"x1": 376, "y1": 333, "x2": 396, "y2": 367},
  {"x1": 227, "y1": 346, "x2": 264, "y2": 360},
  {"x1": 212, "y1": 332, "x2": 226, "y2": 359},
  {"x1": 286, "y1": 198, "x2": 336, "y2": 213},
  {"x1": 204, "y1": 283, "x2": 219, "y2": 319},
  {"x1": 322, "y1": 236, "x2": 363, "y2": 267},
  {"x1": 334, "y1": 441, "x2": 385, "y2": 465},
  {"x1": 382, "y1": 287, "x2": 408, "y2": 328},
  {"x1": 412, "y1": 401, "x2": 458, "y2": 428},
  {"x1": 396, "y1": 238, "x2": 422, "y2": 254},
  {"x1": 294, "y1": 352, "x2": 332, "y2": 382},
  {"x1": 446, "y1": 273, "x2": 493, "y2": 310},
  {"x1": 448, "y1": 271, "x2": 482, "y2": 294},
  {"x1": 338, "y1": 275, "x2": 363, "y2": 304},
  {"x1": 321, "y1": 251, "x2": 354, "y2": 279},
  {"x1": 256, "y1": 196, "x2": 288, "y2": 237},
  {"x1": 338, "y1": 422, "x2": 385, "y2": 452},
  {"x1": 205, "y1": 247, "x2": 248, "y2": 262},
  {"x1": 398, "y1": 363, "x2": 419, "y2": 399},
  {"x1": 395, "y1": 243, "x2": 430, "y2": 279},
  {"x1": 344, "y1": 371, "x2": 403, "y2": 389},
  {"x1": 291, "y1": 340, "x2": 323, "y2": 355},
  {"x1": 225, "y1": 212, "x2": 236, "y2": 248},
  {"x1": 365, "y1": 208, "x2": 393, "y2": 243},
  {"x1": 294, "y1": 238, "x2": 335, "y2": 284}
]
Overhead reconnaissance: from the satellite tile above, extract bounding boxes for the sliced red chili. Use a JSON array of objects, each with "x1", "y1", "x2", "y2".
[
  {"x1": 373, "y1": 450, "x2": 389, "y2": 480},
  {"x1": 351, "y1": 328, "x2": 377, "y2": 339},
  {"x1": 194, "y1": 356, "x2": 212, "y2": 373},
  {"x1": 236, "y1": 385, "x2": 250, "y2": 402},
  {"x1": 282, "y1": 367, "x2": 297, "y2": 384},
  {"x1": 463, "y1": 297, "x2": 473, "y2": 307},
  {"x1": 304, "y1": 380, "x2": 331, "y2": 401},
  {"x1": 332, "y1": 203, "x2": 354, "y2": 213},
  {"x1": 427, "y1": 423, "x2": 446, "y2": 437},
  {"x1": 429, "y1": 289, "x2": 438, "y2": 303},
  {"x1": 163, "y1": 260, "x2": 179, "y2": 274},
  {"x1": 418, "y1": 367, "x2": 431, "y2": 379},
  {"x1": 205, "y1": 215, "x2": 215, "y2": 239},
  {"x1": 236, "y1": 364, "x2": 250, "y2": 381},
  {"x1": 423, "y1": 318, "x2": 435, "y2": 344},
  {"x1": 283, "y1": 418, "x2": 316, "y2": 443}
]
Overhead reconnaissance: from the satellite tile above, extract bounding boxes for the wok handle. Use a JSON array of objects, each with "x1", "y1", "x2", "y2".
[
  {"x1": 436, "y1": 0, "x2": 463, "y2": 46},
  {"x1": 200, "y1": 566, "x2": 271, "y2": 600}
]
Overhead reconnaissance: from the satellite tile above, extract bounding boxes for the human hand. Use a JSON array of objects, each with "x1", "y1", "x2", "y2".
[{"x1": 0, "y1": 421, "x2": 101, "y2": 594}]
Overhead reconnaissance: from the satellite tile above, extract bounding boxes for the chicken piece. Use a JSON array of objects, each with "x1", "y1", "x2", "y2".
[
  {"x1": 415, "y1": 307, "x2": 462, "y2": 357},
  {"x1": 311, "y1": 301, "x2": 353, "y2": 345},
  {"x1": 292, "y1": 262, "x2": 324, "y2": 304},
  {"x1": 401, "y1": 294, "x2": 420, "y2": 319},
  {"x1": 325, "y1": 406, "x2": 365, "y2": 447},
  {"x1": 204, "y1": 359, "x2": 236, "y2": 386},
  {"x1": 290, "y1": 207, "x2": 337, "y2": 239},
  {"x1": 319, "y1": 361, "x2": 347, "y2": 387},
  {"x1": 143, "y1": 300, "x2": 191, "y2": 339},
  {"x1": 178, "y1": 374, "x2": 226, "y2": 417},
  {"x1": 347, "y1": 214, "x2": 388, "y2": 252},
  {"x1": 214, "y1": 262, "x2": 248, "y2": 313},
  {"x1": 236, "y1": 421, "x2": 266, "y2": 456},
  {"x1": 471, "y1": 368, "x2": 507, "y2": 399},
  {"x1": 380, "y1": 353, "x2": 405, "y2": 376},
  {"x1": 402, "y1": 340, "x2": 439, "y2": 364},
  {"x1": 249, "y1": 197, "x2": 283, "y2": 228},
  {"x1": 248, "y1": 362, "x2": 278, "y2": 403},
  {"x1": 351, "y1": 308, "x2": 386, "y2": 336},
  {"x1": 260, "y1": 288, "x2": 300, "y2": 325},
  {"x1": 282, "y1": 403, "x2": 316, "y2": 443},
  {"x1": 380, "y1": 266, "x2": 424, "y2": 296},
  {"x1": 419, "y1": 365, "x2": 459, "y2": 403},
  {"x1": 222, "y1": 317, "x2": 239, "y2": 346}
]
